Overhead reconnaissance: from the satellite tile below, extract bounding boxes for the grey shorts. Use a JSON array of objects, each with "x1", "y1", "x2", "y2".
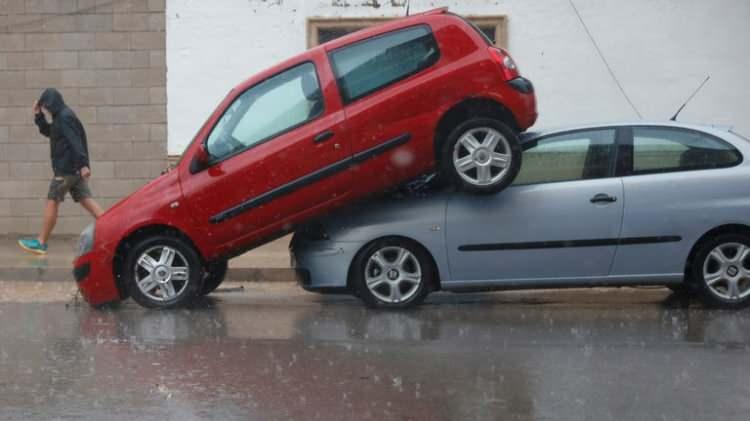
[{"x1": 48, "y1": 175, "x2": 92, "y2": 203}]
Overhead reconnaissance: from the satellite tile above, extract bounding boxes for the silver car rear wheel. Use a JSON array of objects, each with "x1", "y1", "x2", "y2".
[
  {"x1": 702, "y1": 242, "x2": 750, "y2": 302},
  {"x1": 452, "y1": 127, "x2": 512, "y2": 187},
  {"x1": 365, "y1": 246, "x2": 422, "y2": 304}
]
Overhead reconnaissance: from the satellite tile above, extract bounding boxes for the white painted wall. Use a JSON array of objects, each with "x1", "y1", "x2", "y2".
[{"x1": 167, "y1": 0, "x2": 750, "y2": 155}]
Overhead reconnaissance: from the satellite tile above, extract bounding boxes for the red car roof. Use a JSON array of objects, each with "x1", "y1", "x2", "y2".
[
  {"x1": 230, "y1": 8, "x2": 450, "y2": 96},
  {"x1": 318, "y1": 7, "x2": 449, "y2": 52}
]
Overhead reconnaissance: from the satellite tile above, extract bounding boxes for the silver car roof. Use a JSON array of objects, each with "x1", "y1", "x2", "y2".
[{"x1": 521, "y1": 120, "x2": 739, "y2": 143}]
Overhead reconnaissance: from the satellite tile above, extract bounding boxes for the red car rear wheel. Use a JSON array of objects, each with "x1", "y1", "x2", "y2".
[{"x1": 441, "y1": 118, "x2": 522, "y2": 194}]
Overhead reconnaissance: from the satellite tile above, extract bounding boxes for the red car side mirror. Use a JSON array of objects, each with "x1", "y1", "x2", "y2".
[{"x1": 190, "y1": 143, "x2": 211, "y2": 174}]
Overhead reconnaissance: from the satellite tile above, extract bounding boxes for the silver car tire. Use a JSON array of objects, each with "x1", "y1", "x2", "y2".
[
  {"x1": 351, "y1": 238, "x2": 435, "y2": 309},
  {"x1": 693, "y1": 234, "x2": 750, "y2": 308},
  {"x1": 440, "y1": 118, "x2": 522, "y2": 195},
  {"x1": 123, "y1": 235, "x2": 204, "y2": 309}
]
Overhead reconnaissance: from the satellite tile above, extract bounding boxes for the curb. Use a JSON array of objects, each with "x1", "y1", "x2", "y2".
[{"x1": 0, "y1": 267, "x2": 298, "y2": 283}]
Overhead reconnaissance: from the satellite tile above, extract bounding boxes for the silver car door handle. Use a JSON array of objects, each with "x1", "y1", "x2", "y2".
[{"x1": 590, "y1": 193, "x2": 617, "y2": 204}]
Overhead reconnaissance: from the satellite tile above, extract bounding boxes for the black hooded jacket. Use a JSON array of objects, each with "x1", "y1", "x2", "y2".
[{"x1": 34, "y1": 88, "x2": 90, "y2": 176}]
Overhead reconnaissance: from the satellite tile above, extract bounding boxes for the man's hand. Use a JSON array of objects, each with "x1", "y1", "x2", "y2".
[
  {"x1": 80, "y1": 166, "x2": 91, "y2": 179},
  {"x1": 32, "y1": 101, "x2": 40, "y2": 115}
]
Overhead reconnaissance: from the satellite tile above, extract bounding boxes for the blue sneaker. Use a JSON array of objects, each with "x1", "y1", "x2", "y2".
[{"x1": 18, "y1": 238, "x2": 48, "y2": 255}]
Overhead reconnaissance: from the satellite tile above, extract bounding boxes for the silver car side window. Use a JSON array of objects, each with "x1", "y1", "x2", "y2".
[
  {"x1": 632, "y1": 127, "x2": 741, "y2": 175},
  {"x1": 514, "y1": 129, "x2": 616, "y2": 185}
]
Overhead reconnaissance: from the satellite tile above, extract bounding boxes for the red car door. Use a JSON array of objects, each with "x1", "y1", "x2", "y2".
[{"x1": 179, "y1": 51, "x2": 351, "y2": 258}]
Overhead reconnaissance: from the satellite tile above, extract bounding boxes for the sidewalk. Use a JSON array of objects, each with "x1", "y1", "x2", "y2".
[{"x1": 0, "y1": 235, "x2": 295, "y2": 283}]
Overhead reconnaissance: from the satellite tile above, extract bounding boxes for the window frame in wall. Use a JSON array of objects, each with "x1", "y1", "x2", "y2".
[{"x1": 306, "y1": 15, "x2": 508, "y2": 49}]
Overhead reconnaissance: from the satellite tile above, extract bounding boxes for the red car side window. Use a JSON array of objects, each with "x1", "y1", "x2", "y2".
[
  {"x1": 206, "y1": 62, "x2": 324, "y2": 161},
  {"x1": 329, "y1": 25, "x2": 440, "y2": 104}
]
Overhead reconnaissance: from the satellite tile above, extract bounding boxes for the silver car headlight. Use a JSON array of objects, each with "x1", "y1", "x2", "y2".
[{"x1": 77, "y1": 222, "x2": 95, "y2": 257}]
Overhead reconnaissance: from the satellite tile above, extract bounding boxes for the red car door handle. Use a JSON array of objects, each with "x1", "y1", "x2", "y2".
[{"x1": 313, "y1": 130, "x2": 334, "y2": 144}]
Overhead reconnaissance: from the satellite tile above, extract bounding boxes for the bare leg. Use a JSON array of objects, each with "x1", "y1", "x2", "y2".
[
  {"x1": 38, "y1": 199, "x2": 59, "y2": 245},
  {"x1": 79, "y1": 198, "x2": 104, "y2": 219}
]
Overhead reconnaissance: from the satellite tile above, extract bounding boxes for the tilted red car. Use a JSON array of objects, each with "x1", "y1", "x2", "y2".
[{"x1": 73, "y1": 8, "x2": 538, "y2": 308}]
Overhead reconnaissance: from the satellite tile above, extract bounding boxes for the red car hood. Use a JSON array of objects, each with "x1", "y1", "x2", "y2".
[{"x1": 97, "y1": 169, "x2": 187, "y2": 242}]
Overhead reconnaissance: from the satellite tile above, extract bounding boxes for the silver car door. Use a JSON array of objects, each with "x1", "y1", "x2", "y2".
[
  {"x1": 610, "y1": 126, "x2": 745, "y2": 278},
  {"x1": 445, "y1": 128, "x2": 623, "y2": 284}
]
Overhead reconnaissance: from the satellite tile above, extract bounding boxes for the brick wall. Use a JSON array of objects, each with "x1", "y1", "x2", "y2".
[{"x1": 0, "y1": 0, "x2": 167, "y2": 235}]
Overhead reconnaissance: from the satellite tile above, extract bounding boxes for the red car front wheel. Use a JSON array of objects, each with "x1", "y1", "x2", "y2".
[{"x1": 123, "y1": 235, "x2": 204, "y2": 309}]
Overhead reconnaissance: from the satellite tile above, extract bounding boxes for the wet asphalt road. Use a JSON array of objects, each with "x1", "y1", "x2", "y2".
[{"x1": 1, "y1": 283, "x2": 749, "y2": 421}]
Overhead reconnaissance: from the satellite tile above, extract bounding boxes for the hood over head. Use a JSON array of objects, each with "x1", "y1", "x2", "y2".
[{"x1": 38, "y1": 88, "x2": 65, "y2": 116}]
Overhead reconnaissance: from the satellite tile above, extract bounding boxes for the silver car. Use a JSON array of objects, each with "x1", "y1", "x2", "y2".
[{"x1": 291, "y1": 122, "x2": 750, "y2": 309}]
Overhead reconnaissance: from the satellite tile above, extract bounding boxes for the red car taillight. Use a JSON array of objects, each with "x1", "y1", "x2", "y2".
[{"x1": 489, "y1": 47, "x2": 520, "y2": 81}]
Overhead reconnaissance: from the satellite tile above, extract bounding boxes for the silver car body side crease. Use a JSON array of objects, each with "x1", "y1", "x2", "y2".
[{"x1": 457, "y1": 236, "x2": 681, "y2": 251}]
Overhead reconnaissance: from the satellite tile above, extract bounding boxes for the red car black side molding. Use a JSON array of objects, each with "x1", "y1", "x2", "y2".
[{"x1": 210, "y1": 133, "x2": 412, "y2": 224}]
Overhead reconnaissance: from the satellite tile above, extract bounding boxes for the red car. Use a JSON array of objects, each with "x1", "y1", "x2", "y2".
[{"x1": 73, "y1": 7, "x2": 538, "y2": 308}]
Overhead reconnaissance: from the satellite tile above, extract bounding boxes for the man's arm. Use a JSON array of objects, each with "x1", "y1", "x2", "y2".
[
  {"x1": 60, "y1": 118, "x2": 90, "y2": 174},
  {"x1": 33, "y1": 102, "x2": 51, "y2": 138}
]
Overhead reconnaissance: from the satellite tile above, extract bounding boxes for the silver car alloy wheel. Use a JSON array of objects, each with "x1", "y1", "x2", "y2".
[
  {"x1": 702, "y1": 242, "x2": 750, "y2": 301},
  {"x1": 365, "y1": 246, "x2": 422, "y2": 304},
  {"x1": 452, "y1": 127, "x2": 512, "y2": 186},
  {"x1": 134, "y1": 245, "x2": 190, "y2": 302}
]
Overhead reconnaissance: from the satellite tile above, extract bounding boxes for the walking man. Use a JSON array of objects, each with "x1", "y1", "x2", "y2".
[{"x1": 18, "y1": 88, "x2": 104, "y2": 255}]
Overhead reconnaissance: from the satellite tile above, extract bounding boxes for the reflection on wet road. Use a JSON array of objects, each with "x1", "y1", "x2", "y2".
[{"x1": 1, "y1": 284, "x2": 749, "y2": 420}]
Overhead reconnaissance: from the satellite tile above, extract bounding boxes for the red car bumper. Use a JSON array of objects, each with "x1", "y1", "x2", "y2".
[{"x1": 74, "y1": 248, "x2": 121, "y2": 307}]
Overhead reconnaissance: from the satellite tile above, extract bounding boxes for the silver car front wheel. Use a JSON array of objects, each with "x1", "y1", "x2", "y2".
[
  {"x1": 365, "y1": 246, "x2": 423, "y2": 304},
  {"x1": 352, "y1": 238, "x2": 435, "y2": 308}
]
